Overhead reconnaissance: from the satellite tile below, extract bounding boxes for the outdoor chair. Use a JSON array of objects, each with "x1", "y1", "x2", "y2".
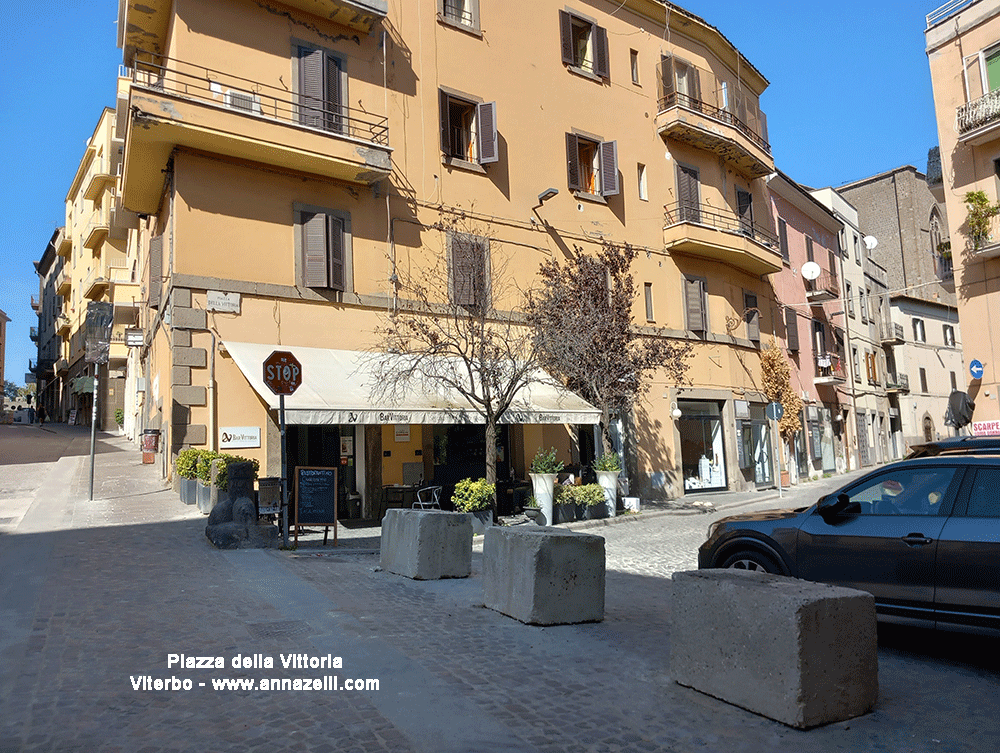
[{"x1": 413, "y1": 485, "x2": 442, "y2": 510}]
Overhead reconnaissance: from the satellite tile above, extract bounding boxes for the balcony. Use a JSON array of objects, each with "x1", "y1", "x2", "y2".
[
  {"x1": 56, "y1": 228, "x2": 72, "y2": 258},
  {"x1": 663, "y1": 201, "x2": 782, "y2": 276},
  {"x1": 83, "y1": 209, "x2": 110, "y2": 251},
  {"x1": 83, "y1": 157, "x2": 114, "y2": 201},
  {"x1": 886, "y1": 372, "x2": 910, "y2": 393},
  {"x1": 880, "y1": 321, "x2": 904, "y2": 345},
  {"x1": 814, "y1": 351, "x2": 847, "y2": 385},
  {"x1": 55, "y1": 358, "x2": 69, "y2": 375},
  {"x1": 56, "y1": 315, "x2": 71, "y2": 337},
  {"x1": 957, "y1": 88, "x2": 1000, "y2": 145},
  {"x1": 31, "y1": 295, "x2": 40, "y2": 312},
  {"x1": 29, "y1": 326, "x2": 39, "y2": 342},
  {"x1": 966, "y1": 213, "x2": 1000, "y2": 260},
  {"x1": 109, "y1": 192, "x2": 139, "y2": 240},
  {"x1": 56, "y1": 271, "x2": 71, "y2": 297},
  {"x1": 655, "y1": 59, "x2": 772, "y2": 178},
  {"x1": 805, "y1": 271, "x2": 839, "y2": 304},
  {"x1": 83, "y1": 269, "x2": 110, "y2": 301},
  {"x1": 119, "y1": 55, "x2": 391, "y2": 214}
]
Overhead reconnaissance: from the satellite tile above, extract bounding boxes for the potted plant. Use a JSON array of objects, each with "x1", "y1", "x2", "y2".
[
  {"x1": 578, "y1": 483, "x2": 606, "y2": 519},
  {"x1": 452, "y1": 477, "x2": 495, "y2": 535},
  {"x1": 529, "y1": 447, "x2": 564, "y2": 526},
  {"x1": 195, "y1": 450, "x2": 221, "y2": 514},
  {"x1": 593, "y1": 453, "x2": 621, "y2": 518},
  {"x1": 114, "y1": 408, "x2": 125, "y2": 435},
  {"x1": 175, "y1": 448, "x2": 200, "y2": 506},
  {"x1": 523, "y1": 495, "x2": 542, "y2": 524},
  {"x1": 554, "y1": 484, "x2": 578, "y2": 524}
]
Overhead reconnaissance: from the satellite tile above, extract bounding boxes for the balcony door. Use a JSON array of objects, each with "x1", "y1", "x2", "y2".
[
  {"x1": 298, "y1": 46, "x2": 343, "y2": 134},
  {"x1": 676, "y1": 164, "x2": 700, "y2": 224},
  {"x1": 987, "y1": 45, "x2": 1000, "y2": 93}
]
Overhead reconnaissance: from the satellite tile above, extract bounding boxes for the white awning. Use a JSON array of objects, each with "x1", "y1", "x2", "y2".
[{"x1": 224, "y1": 342, "x2": 600, "y2": 426}]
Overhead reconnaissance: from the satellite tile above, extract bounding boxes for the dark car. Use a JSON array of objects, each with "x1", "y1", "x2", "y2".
[{"x1": 698, "y1": 454, "x2": 1000, "y2": 635}]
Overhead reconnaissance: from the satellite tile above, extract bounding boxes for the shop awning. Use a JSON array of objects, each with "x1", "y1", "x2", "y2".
[{"x1": 223, "y1": 342, "x2": 600, "y2": 426}]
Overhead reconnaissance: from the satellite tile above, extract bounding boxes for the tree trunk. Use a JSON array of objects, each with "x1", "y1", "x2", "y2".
[
  {"x1": 598, "y1": 406, "x2": 612, "y2": 457},
  {"x1": 484, "y1": 417, "x2": 498, "y2": 504}
]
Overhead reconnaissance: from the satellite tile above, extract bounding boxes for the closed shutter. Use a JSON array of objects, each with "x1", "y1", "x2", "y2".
[
  {"x1": 688, "y1": 64, "x2": 701, "y2": 102},
  {"x1": 452, "y1": 235, "x2": 476, "y2": 306},
  {"x1": 737, "y1": 189, "x2": 753, "y2": 236},
  {"x1": 593, "y1": 25, "x2": 609, "y2": 78},
  {"x1": 785, "y1": 307, "x2": 799, "y2": 351},
  {"x1": 599, "y1": 140, "x2": 619, "y2": 196},
  {"x1": 148, "y1": 235, "x2": 163, "y2": 309},
  {"x1": 658, "y1": 55, "x2": 674, "y2": 107},
  {"x1": 298, "y1": 47, "x2": 325, "y2": 129},
  {"x1": 684, "y1": 276, "x2": 706, "y2": 332},
  {"x1": 744, "y1": 292, "x2": 759, "y2": 342},
  {"x1": 559, "y1": 10, "x2": 574, "y2": 65},
  {"x1": 439, "y1": 90, "x2": 451, "y2": 154},
  {"x1": 325, "y1": 55, "x2": 342, "y2": 133},
  {"x1": 676, "y1": 164, "x2": 700, "y2": 223},
  {"x1": 327, "y1": 216, "x2": 344, "y2": 291},
  {"x1": 476, "y1": 101, "x2": 498, "y2": 164},
  {"x1": 778, "y1": 218, "x2": 789, "y2": 262},
  {"x1": 302, "y1": 212, "x2": 328, "y2": 288},
  {"x1": 806, "y1": 236, "x2": 814, "y2": 262},
  {"x1": 566, "y1": 133, "x2": 581, "y2": 191}
]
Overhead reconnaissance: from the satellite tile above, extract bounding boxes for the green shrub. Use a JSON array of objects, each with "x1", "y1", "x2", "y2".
[
  {"x1": 593, "y1": 453, "x2": 621, "y2": 472},
  {"x1": 195, "y1": 451, "x2": 222, "y2": 484},
  {"x1": 577, "y1": 484, "x2": 605, "y2": 506},
  {"x1": 451, "y1": 478, "x2": 495, "y2": 512},
  {"x1": 214, "y1": 454, "x2": 261, "y2": 491},
  {"x1": 524, "y1": 495, "x2": 539, "y2": 508},
  {"x1": 176, "y1": 448, "x2": 202, "y2": 480},
  {"x1": 114, "y1": 408, "x2": 124, "y2": 427},
  {"x1": 530, "y1": 447, "x2": 564, "y2": 474}
]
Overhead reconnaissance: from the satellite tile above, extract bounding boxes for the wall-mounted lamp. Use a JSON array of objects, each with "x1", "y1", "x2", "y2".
[
  {"x1": 536, "y1": 187, "x2": 559, "y2": 205},
  {"x1": 671, "y1": 401, "x2": 682, "y2": 419}
]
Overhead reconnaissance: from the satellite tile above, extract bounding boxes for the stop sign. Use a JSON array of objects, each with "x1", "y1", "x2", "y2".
[{"x1": 263, "y1": 350, "x2": 302, "y2": 395}]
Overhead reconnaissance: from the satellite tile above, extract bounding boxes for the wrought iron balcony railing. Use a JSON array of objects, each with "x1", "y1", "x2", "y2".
[
  {"x1": 815, "y1": 351, "x2": 847, "y2": 382},
  {"x1": 886, "y1": 372, "x2": 910, "y2": 392},
  {"x1": 129, "y1": 53, "x2": 389, "y2": 147},
  {"x1": 664, "y1": 201, "x2": 778, "y2": 249},
  {"x1": 958, "y1": 88, "x2": 1000, "y2": 135}
]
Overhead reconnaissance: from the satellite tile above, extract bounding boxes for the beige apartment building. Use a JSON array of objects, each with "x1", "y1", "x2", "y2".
[
  {"x1": 112, "y1": 0, "x2": 785, "y2": 512},
  {"x1": 926, "y1": 0, "x2": 1000, "y2": 429},
  {"x1": 51, "y1": 107, "x2": 140, "y2": 430}
]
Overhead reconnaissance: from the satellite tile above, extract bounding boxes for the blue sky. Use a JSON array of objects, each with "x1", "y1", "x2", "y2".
[{"x1": 0, "y1": 0, "x2": 941, "y2": 387}]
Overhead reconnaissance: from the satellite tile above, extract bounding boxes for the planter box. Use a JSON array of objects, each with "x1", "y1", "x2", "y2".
[
  {"x1": 596, "y1": 470, "x2": 619, "y2": 518},
  {"x1": 196, "y1": 481, "x2": 213, "y2": 514},
  {"x1": 180, "y1": 477, "x2": 197, "y2": 505},
  {"x1": 584, "y1": 504, "x2": 606, "y2": 520},
  {"x1": 529, "y1": 473, "x2": 558, "y2": 526},
  {"x1": 554, "y1": 502, "x2": 577, "y2": 524}
]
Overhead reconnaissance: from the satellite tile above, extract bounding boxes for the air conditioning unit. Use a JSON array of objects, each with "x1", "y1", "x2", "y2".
[{"x1": 225, "y1": 89, "x2": 262, "y2": 115}]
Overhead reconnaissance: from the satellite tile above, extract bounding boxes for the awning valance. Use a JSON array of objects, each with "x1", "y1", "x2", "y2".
[{"x1": 223, "y1": 342, "x2": 600, "y2": 426}]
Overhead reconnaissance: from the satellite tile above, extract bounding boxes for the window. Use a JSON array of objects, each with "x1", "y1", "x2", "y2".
[
  {"x1": 637, "y1": 163, "x2": 647, "y2": 201},
  {"x1": 566, "y1": 133, "x2": 619, "y2": 197},
  {"x1": 859, "y1": 289, "x2": 866, "y2": 323},
  {"x1": 297, "y1": 45, "x2": 344, "y2": 134},
  {"x1": 630, "y1": 49, "x2": 639, "y2": 85},
  {"x1": 813, "y1": 320, "x2": 826, "y2": 355},
  {"x1": 439, "y1": 91, "x2": 498, "y2": 166},
  {"x1": 676, "y1": 163, "x2": 700, "y2": 222},
  {"x1": 951, "y1": 371, "x2": 958, "y2": 392},
  {"x1": 920, "y1": 367, "x2": 929, "y2": 394},
  {"x1": 778, "y1": 218, "x2": 789, "y2": 263},
  {"x1": 853, "y1": 234, "x2": 861, "y2": 264},
  {"x1": 684, "y1": 275, "x2": 707, "y2": 334},
  {"x1": 785, "y1": 307, "x2": 799, "y2": 351},
  {"x1": 450, "y1": 232, "x2": 489, "y2": 310},
  {"x1": 865, "y1": 287, "x2": 873, "y2": 321},
  {"x1": 852, "y1": 347, "x2": 860, "y2": 382},
  {"x1": 559, "y1": 10, "x2": 609, "y2": 79},
  {"x1": 297, "y1": 205, "x2": 351, "y2": 292},
  {"x1": 744, "y1": 291, "x2": 759, "y2": 342},
  {"x1": 846, "y1": 281, "x2": 854, "y2": 317},
  {"x1": 644, "y1": 282, "x2": 654, "y2": 322},
  {"x1": 736, "y1": 189, "x2": 754, "y2": 236},
  {"x1": 440, "y1": 0, "x2": 479, "y2": 31},
  {"x1": 842, "y1": 466, "x2": 957, "y2": 516},
  {"x1": 968, "y1": 469, "x2": 1000, "y2": 517},
  {"x1": 805, "y1": 235, "x2": 814, "y2": 262},
  {"x1": 659, "y1": 54, "x2": 701, "y2": 107},
  {"x1": 913, "y1": 318, "x2": 926, "y2": 343},
  {"x1": 943, "y1": 324, "x2": 956, "y2": 347}
]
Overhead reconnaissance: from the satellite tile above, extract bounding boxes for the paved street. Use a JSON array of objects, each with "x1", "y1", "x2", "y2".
[{"x1": 1, "y1": 423, "x2": 998, "y2": 752}]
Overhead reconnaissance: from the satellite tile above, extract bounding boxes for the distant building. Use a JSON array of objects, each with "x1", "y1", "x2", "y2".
[{"x1": 0, "y1": 307, "x2": 9, "y2": 389}]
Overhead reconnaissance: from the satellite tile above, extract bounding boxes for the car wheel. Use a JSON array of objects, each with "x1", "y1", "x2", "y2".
[{"x1": 720, "y1": 550, "x2": 781, "y2": 574}]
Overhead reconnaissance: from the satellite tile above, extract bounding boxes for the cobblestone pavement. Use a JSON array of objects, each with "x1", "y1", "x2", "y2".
[{"x1": 1, "y1": 425, "x2": 997, "y2": 752}]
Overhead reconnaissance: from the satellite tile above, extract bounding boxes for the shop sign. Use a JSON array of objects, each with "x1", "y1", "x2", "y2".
[
  {"x1": 394, "y1": 424, "x2": 411, "y2": 442},
  {"x1": 972, "y1": 420, "x2": 1000, "y2": 436},
  {"x1": 207, "y1": 290, "x2": 241, "y2": 314},
  {"x1": 340, "y1": 436, "x2": 354, "y2": 456},
  {"x1": 220, "y1": 426, "x2": 261, "y2": 449},
  {"x1": 734, "y1": 400, "x2": 750, "y2": 419}
]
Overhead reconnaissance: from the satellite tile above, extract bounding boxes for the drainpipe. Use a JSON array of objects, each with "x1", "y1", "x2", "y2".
[{"x1": 209, "y1": 330, "x2": 217, "y2": 451}]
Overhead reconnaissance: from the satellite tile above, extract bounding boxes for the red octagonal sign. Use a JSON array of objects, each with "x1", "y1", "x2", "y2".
[{"x1": 263, "y1": 350, "x2": 302, "y2": 396}]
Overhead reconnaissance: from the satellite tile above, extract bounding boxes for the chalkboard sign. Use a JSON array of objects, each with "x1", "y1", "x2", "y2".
[{"x1": 294, "y1": 466, "x2": 338, "y2": 546}]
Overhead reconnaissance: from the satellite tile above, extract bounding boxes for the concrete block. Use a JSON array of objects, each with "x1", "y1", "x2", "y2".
[
  {"x1": 380, "y1": 509, "x2": 472, "y2": 580},
  {"x1": 482, "y1": 526, "x2": 605, "y2": 625},
  {"x1": 670, "y1": 569, "x2": 878, "y2": 729},
  {"x1": 173, "y1": 330, "x2": 192, "y2": 348},
  {"x1": 173, "y1": 386, "x2": 206, "y2": 406},
  {"x1": 172, "y1": 307, "x2": 206, "y2": 331},
  {"x1": 171, "y1": 366, "x2": 191, "y2": 386},
  {"x1": 173, "y1": 347, "x2": 207, "y2": 368},
  {"x1": 172, "y1": 423, "x2": 206, "y2": 446},
  {"x1": 171, "y1": 288, "x2": 192, "y2": 308}
]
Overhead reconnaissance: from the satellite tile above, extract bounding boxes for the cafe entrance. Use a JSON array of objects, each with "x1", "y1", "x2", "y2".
[{"x1": 285, "y1": 425, "x2": 360, "y2": 519}]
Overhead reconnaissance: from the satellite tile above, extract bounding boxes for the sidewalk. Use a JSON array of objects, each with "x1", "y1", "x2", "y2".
[{"x1": 2, "y1": 432, "x2": 994, "y2": 752}]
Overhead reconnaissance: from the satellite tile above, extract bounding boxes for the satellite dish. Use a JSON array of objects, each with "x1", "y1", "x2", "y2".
[
  {"x1": 863, "y1": 235, "x2": 878, "y2": 250},
  {"x1": 801, "y1": 261, "x2": 821, "y2": 281}
]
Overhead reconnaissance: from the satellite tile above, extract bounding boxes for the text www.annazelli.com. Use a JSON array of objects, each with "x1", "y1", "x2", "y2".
[{"x1": 130, "y1": 676, "x2": 378, "y2": 691}]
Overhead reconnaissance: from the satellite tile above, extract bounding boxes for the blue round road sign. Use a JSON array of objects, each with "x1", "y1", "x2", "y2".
[
  {"x1": 765, "y1": 401, "x2": 784, "y2": 421},
  {"x1": 970, "y1": 359, "x2": 984, "y2": 380}
]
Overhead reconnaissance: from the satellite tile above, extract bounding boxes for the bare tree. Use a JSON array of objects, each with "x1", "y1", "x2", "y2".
[
  {"x1": 368, "y1": 215, "x2": 542, "y2": 490},
  {"x1": 527, "y1": 240, "x2": 692, "y2": 455}
]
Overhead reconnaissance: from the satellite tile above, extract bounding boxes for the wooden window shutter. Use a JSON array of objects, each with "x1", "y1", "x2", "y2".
[
  {"x1": 806, "y1": 236, "x2": 814, "y2": 262},
  {"x1": 476, "y1": 101, "x2": 499, "y2": 164},
  {"x1": 593, "y1": 25, "x2": 609, "y2": 78},
  {"x1": 439, "y1": 90, "x2": 451, "y2": 154},
  {"x1": 325, "y1": 55, "x2": 341, "y2": 133},
  {"x1": 566, "y1": 133, "x2": 581, "y2": 191},
  {"x1": 451, "y1": 235, "x2": 475, "y2": 306},
  {"x1": 676, "y1": 164, "x2": 700, "y2": 223},
  {"x1": 559, "y1": 11, "x2": 574, "y2": 65},
  {"x1": 148, "y1": 235, "x2": 163, "y2": 309},
  {"x1": 599, "y1": 140, "x2": 619, "y2": 196},
  {"x1": 658, "y1": 55, "x2": 674, "y2": 106},
  {"x1": 744, "y1": 293, "x2": 759, "y2": 342},
  {"x1": 474, "y1": 237, "x2": 489, "y2": 308},
  {"x1": 684, "y1": 277, "x2": 706, "y2": 332},
  {"x1": 688, "y1": 64, "x2": 701, "y2": 102},
  {"x1": 298, "y1": 47, "x2": 325, "y2": 129},
  {"x1": 327, "y1": 216, "x2": 345, "y2": 291},
  {"x1": 778, "y1": 218, "x2": 789, "y2": 262},
  {"x1": 785, "y1": 307, "x2": 799, "y2": 351},
  {"x1": 302, "y1": 212, "x2": 328, "y2": 287}
]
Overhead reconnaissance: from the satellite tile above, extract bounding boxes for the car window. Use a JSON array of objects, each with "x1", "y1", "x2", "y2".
[
  {"x1": 843, "y1": 467, "x2": 958, "y2": 516},
  {"x1": 967, "y1": 468, "x2": 1000, "y2": 517}
]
